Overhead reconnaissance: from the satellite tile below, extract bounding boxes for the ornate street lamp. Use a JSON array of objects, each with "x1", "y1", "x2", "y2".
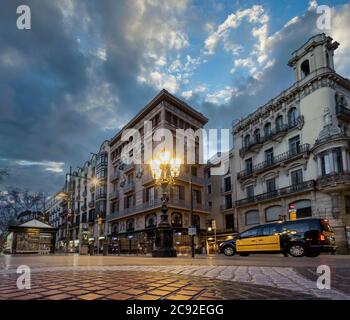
[{"x1": 150, "y1": 150, "x2": 181, "y2": 257}]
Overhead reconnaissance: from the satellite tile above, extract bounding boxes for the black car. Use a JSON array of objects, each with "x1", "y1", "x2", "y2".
[{"x1": 219, "y1": 218, "x2": 336, "y2": 257}]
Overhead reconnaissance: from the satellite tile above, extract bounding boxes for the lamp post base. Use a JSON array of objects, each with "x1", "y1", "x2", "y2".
[{"x1": 152, "y1": 225, "x2": 177, "y2": 257}]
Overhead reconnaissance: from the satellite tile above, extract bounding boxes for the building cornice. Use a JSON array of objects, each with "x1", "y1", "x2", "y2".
[
  {"x1": 233, "y1": 69, "x2": 350, "y2": 134},
  {"x1": 110, "y1": 89, "x2": 208, "y2": 146}
]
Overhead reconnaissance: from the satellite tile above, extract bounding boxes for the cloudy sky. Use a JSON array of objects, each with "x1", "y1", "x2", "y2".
[{"x1": 0, "y1": 0, "x2": 349, "y2": 195}]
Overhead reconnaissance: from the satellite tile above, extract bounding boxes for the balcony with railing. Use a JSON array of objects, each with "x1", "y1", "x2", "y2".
[
  {"x1": 123, "y1": 182, "x2": 135, "y2": 194},
  {"x1": 81, "y1": 204, "x2": 87, "y2": 212},
  {"x1": 238, "y1": 144, "x2": 310, "y2": 180},
  {"x1": 108, "y1": 198, "x2": 210, "y2": 221},
  {"x1": 336, "y1": 105, "x2": 350, "y2": 121},
  {"x1": 110, "y1": 171, "x2": 120, "y2": 182},
  {"x1": 317, "y1": 171, "x2": 350, "y2": 189},
  {"x1": 88, "y1": 200, "x2": 95, "y2": 208},
  {"x1": 239, "y1": 116, "x2": 304, "y2": 157},
  {"x1": 235, "y1": 180, "x2": 315, "y2": 207},
  {"x1": 123, "y1": 163, "x2": 135, "y2": 174},
  {"x1": 109, "y1": 190, "x2": 119, "y2": 200},
  {"x1": 96, "y1": 191, "x2": 107, "y2": 200}
]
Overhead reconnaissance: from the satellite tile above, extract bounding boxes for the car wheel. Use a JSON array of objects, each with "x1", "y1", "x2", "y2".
[
  {"x1": 223, "y1": 246, "x2": 235, "y2": 256},
  {"x1": 306, "y1": 252, "x2": 320, "y2": 257},
  {"x1": 239, "y1": 253, "x2": 250, "y2": 257},
  {"x1": 288, "y1": 244, "x2": 306, "y2": 257}
]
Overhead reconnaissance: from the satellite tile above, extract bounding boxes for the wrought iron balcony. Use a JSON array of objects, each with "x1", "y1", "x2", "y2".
[
  {"x1": 123, "y1": 182, "x2": 135, "y2": 194},
  {"x1": 238, "y1": 143, "x2": 310, "y2": 180},
  {"x1": 109, "y1": 190, "x2": 119, "y2": 200},
  {"x1": 96, "y1": 192, "x2": 107, "y2": 200},
  {"x1": 88, "y1": 200, "x2": 95, "y2": 208},
  {"x1": 317, "y1": 171, "x2": 350, "y2": 188},
  {"x1": 110, "y1": 171, "x2": 120, "y2": 182},
  {"x1": 239, "y1": 116, "x2": 304, "y2": 157},
  {"x1": 235, "y1": 180, "x2": 315, "y2": 207},
  {"x1": 108, "y1": 198, "x2": 210, "y2": 221},
  {"x1": 81, "y1": 205, "x2": 87, "y2": 212}
]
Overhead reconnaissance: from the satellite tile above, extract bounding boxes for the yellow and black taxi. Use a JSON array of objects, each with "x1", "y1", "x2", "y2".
[{"x1": 219, "y1": 218, "x2": 336, "y2": 257}]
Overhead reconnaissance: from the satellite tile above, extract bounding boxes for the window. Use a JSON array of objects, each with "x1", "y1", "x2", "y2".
[
  {"x1": 275, "y1": 116, "x2": 284, "y2": 132},
  {"x1": 145, "y1": 214, "x2": 157, "y2": 228},
  {"x1": 288, "y1": 107, "x2": 298, "y2": 127},
  {"x1": 300, "y1": 60, "x2": 310, "y2": 78},
  {"x1": 245, "y1": 210, "x2": 259, "y2": 225},
  {"x1": 126, "y1": 218, "x2": 134, "y2": 231},
  {"x1": 265, "y1": 206, "x2": 283, "y2": 222},
  {"x1": 333, "y1": 148, "x2": 343, "y2": 173},
  {"x1": 320, "y1": 151, "x2": 331, "y2": 176},
  {"x1": 240, "y1": 227, "x2": 259, "y2": 238},
  {"x1": 289, "y1": 135, "x2": 300, "y2": 155},
  {"x1": 291, "y1": 199, "x2": 312, "y2": 219},
  {"x1": 266, "y1": 178, "x2": 276, "y2": 193},
  {"x1": 282, "y1": 221, "x2": 309, "y2": 234},
  {"x1": 145, "y1": 186, "x2": 155, "y2": 203},
  {"x1": 207, "y1": 185, "x2": 212, "y2": 194},
  {"x1": 225, "y1": 214, "x2": 234, "y2": 230},
  {"x1": 125, "y1": 194, "x2": 134, "y2": 208},
  {"x1": 244, "y1": 134, "x2": 251, "y2": 147},
  {"x1": 225, "y1": 194, "x2": 232, "y2": 209},
  {"x1": 345, "y1": 196, "x2": 350, "y2": 215},
  {"x1": 171, "y1": 213, "x2": 182, "y2": 227},
  {"x1": 245, "y1": 158, "x2": 253, "y2": 174},
  {"x1": 127, "y1": 173, "x2": 134, "y2": 185},
  {"x1": 254, "y1": 129, "x2": 261, "y2": 143},
  {"x1": 194, "y1": 190, "x2": 202, "y2": 204},
  {"x1": 191, "y1": 166, "x2": 197, "y2": 177},
  {"x1": 265, "y1": 148, "x2": 274, "y2": 165},
  {"x1": 264, "y1": 123, "x2": 272, "y2": 138},
  {"x1": 246, "y1": 185, "x2": 254, "y2": 199},
  {"x1": 224, "y1": 177, "x2": 231, "y2": 192},
  {"x1": 193, "y1": 215, "x2": 200, "y2": 228},
  {"x1": 291, "y1": 169, "x2": 303, "y2": 185},
  {"x1": 259, "y1": 224, "x2": 281, "y2": 236}
]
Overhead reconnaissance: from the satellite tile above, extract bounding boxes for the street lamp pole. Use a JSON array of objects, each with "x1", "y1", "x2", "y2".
[
  {"x1": 190, "y1": 175, "x2": 195, "y2": 258},
  {"x1": 151, "y1": 151, "x2": 180, "y2": 257}
]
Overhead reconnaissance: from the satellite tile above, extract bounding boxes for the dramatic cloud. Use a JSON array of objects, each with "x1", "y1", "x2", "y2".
[{"x1": 0, "y1": 0, "x2": 349, "y2": 194}]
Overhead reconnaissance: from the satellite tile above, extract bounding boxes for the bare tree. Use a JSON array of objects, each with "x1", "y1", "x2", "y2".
[{"x1": 0, "y1": 187, "x2": 47, "y2": 251}]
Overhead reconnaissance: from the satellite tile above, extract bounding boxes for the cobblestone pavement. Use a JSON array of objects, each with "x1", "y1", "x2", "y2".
[
  {"x1": 1, "y1": 265, "x2": 349, "y2": 300},
  {"x1": 0, "y1": 270, "x2": 320, "y2": 300}
]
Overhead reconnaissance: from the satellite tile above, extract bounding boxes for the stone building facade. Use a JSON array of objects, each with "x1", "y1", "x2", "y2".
[
  {"x1": 107, "y1": 90, "x2": 209, "y2": 254},
  {"x1": 232, "y1": 34, "x2": 350, "y2": 252}
]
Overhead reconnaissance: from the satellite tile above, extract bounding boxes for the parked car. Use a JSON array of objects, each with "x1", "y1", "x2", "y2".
[{"x1": 219, "y1": 218, "x2": 336, "y2": 257}]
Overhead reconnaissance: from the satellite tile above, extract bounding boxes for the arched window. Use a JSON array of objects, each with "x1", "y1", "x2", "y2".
[
  {"x1": 288, "y1": 107, "x2": 298, "y2": 127},
  {"x1": 275, "y1": 115, "x2": 284, "y2": 132},
  {"x1": 193, "y1": 215, "x2": 200, "y2": 228},
  {"x1": 171, "y1": 212, "x2": 182, "y2": 227},
  {"x1": 112, "y1": 223, "x2": 119, "y2": 235},
  {"x1": 244, "y1": 134, "x2": 251, "y2": 147},
  {"x1": 265, "y1": 206, "x2": 283, "y2": 222},
  {"x1": 300, "y1": 60, "x2": 310, "y2": 79},
  {"x1": 145, "y1": 213, "x2": 157, "y2": 228},
  {"x1": 264, "y1": 122, "x2": 272, "y2": 138},
  {"x1": 245, "y1": 210, "x2": 259, "y2": 225},
  {"x1": 126, "y1": 218, "x2": 134, "y2": 231},
  {"x1": 254, "y1": 129, "x2": 261, "y2": 143}
]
